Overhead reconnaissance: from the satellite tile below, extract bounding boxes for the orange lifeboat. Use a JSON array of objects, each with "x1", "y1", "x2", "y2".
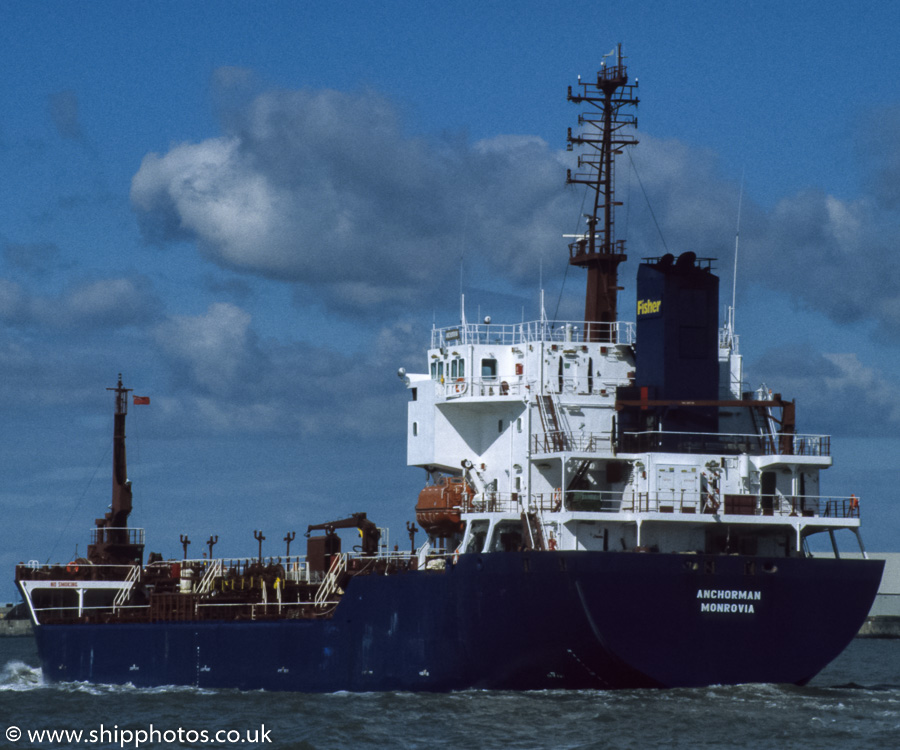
[{"x1": 415, "y1": 476, "x2": 474, "y2": 538}]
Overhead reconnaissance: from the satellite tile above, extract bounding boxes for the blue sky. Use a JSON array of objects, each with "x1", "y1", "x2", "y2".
[{"x1": 2, "y1": 0, "x2": 900, "y2": 600}]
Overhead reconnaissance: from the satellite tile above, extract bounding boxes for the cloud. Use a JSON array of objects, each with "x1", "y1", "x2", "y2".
[
  {"x1": 745, "y1": 190, "x2": 900, "y2": 330},
  {"x1": 609, "y1": 131, "x2": 900, "y2": 342},
  {"x1": 152, "y1": 302, "x2": 261, "y2": 397},
  {"x1": 131, "y1": 84, "x2": 575, "y2": 314},
  {"x1": 857, "y1": 103, "x2": 900, "y2": 211},
  {"x1": 0, "y1": 276, "x2": 162, "y2": 329},
  {"x1": 150, "y1": 302, "x2": 411, "y2": 437},
  {"x1": 752, "y1": 345, "x2": 900, "y2": 437},
  {"x1": 130, "y1": 78, "x2": 900, "y2": 344}
]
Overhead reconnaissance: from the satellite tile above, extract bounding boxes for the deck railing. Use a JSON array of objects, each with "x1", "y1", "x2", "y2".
[
  {"x1": 453, "y1": 489, "x2": 860, "y2": 520},
  {"x1": 89, "y1": 527, "x2": 145, "y2": 546},
  {"x1": 432, "y1": 319, "x2": 636, "y2": 348},
  {"x1": 619, "y1": 430, "x2": 831, "y2": 457},
  {"x1": 440, "y1": 376, "x2": 527, "y2": 399}
]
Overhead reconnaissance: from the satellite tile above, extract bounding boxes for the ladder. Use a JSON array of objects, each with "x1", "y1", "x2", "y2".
[
  {"x1": 314, "y1": 553, "x2": 347, "y2": 609},
  {"x1": 196, "y1": 558, "x2": 224, "y2": 595},
  {"x1": 112, "y1": 564, "x2": 141, "y2": 611},
  {"x1": 521, "y1": 511, "x2": 547, "y2": 551},
  {"x1": 568, "y1": 458, "x2": 593, "y2": 490},
  {"x1": 537, "y1": 394, "x2": 570, "y2": 452}
]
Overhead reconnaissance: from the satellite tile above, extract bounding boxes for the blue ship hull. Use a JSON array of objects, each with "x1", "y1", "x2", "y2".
[{"x1": 32, "y1": 551, "x2": 884, "y2": 692}]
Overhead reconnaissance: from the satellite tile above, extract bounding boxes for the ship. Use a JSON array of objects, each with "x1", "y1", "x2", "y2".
[{"x1": 15, "y1": 47, "x2": 884, "y2": 692}]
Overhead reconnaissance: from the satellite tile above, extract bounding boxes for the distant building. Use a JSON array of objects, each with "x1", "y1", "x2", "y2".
[{"x1": 846, "y1": 553, "x2": 900, "y2": 637}]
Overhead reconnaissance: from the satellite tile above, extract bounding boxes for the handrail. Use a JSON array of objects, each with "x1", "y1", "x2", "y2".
[
  {"x1": 620, "y1": 430, "x2": 831, "y2": 457},
  {"x1": 453, "y1": 489, "x2": 861, "y2": 520},
  {"x1": 314, "y1": 553, "x2": 347, "y2": 609},
  {"x1": 432, "y1": 319, "x2": 636, "y2": 348},
  {"x1": 196, "y1": 558, "x2": 224, "y2": 594},
  {"x1": 533, "y1": 430, "x2": 612, "y2": 454},
  {"x1": 440, "y1": 376, "x2": 525, "y2": 399},
  {"x1": 89, "y1": 527, "x2": 145, "y2": 545},
  {"x1": 112, "y1": 565, "x2": 140, "y2": 611}
]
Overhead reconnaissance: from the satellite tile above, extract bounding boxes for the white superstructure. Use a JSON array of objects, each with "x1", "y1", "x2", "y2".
[{"x1": 404, "y1": 313, "x2": 865, "y2": 561}]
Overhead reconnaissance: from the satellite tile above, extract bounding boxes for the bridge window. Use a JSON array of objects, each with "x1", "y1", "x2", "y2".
[
  {"x1": 450, "y1": 358, "x2": 466, "y2": 379},
  {"x1": 481, "y1": 358, "x2": 497, "y2": 379}
]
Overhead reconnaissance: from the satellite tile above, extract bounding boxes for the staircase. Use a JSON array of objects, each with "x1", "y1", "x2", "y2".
[
  {"x1": 521, "y1": 512, "x2": 547, "y2": 551},
  {"x1": 196, "y1": 558, "x2": 224, "y2": 595},
  {"x1": 568, "y1": 458, "x2": 593, "y2": 490},
  {"x1": 537, "y1": 394, "x2": 571, "y2": 452},
  {"x1": 314, "y1": 553, "x2": 347, "y2": 609},
  {"x1": 112, "y1": 564, "x2": 141, "y2": 611}
]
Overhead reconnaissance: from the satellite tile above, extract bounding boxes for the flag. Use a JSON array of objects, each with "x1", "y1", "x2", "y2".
[{"x1": 133, "y1": 396, "x2": 150, "y2": 405}]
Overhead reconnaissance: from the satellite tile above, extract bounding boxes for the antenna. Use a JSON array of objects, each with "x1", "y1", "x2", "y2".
[
  {"x1": 460, "y1": 293, "x2": 467, "y2": 344},
  {"x1": 727, "y1": 171, "x2": 745, "y2": 343}
]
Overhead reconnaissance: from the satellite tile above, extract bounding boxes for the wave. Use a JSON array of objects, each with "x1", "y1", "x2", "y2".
[
  {"x1": 0, "y1": 659, "x2": 44, "y2": 691},
  {"x1": 0, "y1": 660, "x2": 233, "y2": 695}
]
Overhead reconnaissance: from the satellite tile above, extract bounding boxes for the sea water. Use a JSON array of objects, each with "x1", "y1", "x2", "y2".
[{"x1": 1, "y1": 637, "x2": 899, "y2": 749}]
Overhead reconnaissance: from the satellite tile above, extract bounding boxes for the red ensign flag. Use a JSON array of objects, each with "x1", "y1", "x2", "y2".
[{"x1": 133, "y1": 396, "x2": 150, "y2": 405}]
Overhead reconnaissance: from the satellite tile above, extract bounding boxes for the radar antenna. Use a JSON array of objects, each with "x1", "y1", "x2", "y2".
[{"x1": 566, "y1": 43, "x2": 639, "y2": 341}]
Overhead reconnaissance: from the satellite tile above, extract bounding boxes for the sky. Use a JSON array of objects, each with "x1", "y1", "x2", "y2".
[{"x1": 2, "y1": 0, "x2": 900, "y2": 600}]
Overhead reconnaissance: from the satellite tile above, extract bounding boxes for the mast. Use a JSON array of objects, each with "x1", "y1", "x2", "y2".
[
  {"x1": 87, "y1": 374, "x2": 143, "y2": 565},
  {"x1": 566, "y1": 44, "x2": 639, "y2": 341},
  {"x1": 108, "y1": 373, "x2": 133, "y2": 528}
]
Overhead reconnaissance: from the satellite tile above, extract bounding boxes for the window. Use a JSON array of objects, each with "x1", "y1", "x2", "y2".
[
  {"x1": 481, "y1": 358, "x2": 497, "y2": 379},
  {"x1": 411, "y1": 388, "x2": 417, "y2": 401},
  {"x1": 412, "y1": 422, "x2": 418, "y2": 437}
]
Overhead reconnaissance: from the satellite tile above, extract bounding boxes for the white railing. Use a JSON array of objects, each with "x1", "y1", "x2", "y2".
[
  {"x1": 451, "y1": 489, "x2": 861, "y2": 520},
  {"x1": 440, "y1": 376, "x2": 527, "y2": 399},
  {"x1": 314, "y1": 553, "x2": 347, "y2": 609},
  {"x1": 196, "y1": 558, "x2": 224, "y2": 594},
  {"x1": 560, "y1": 490, "x2": 859, "y2": 519},
  {"x1": 533, "y1": 430, "x2": 613, "y2": 454},
  {"x1": 620, "y1": 430, "x2": 831, "y2": 457},
  {"x1": 432, "y1": 320, "x2": 636, "y2": 348},
  {"x1": 112, "y1": 565, "x2": 141, "y2": 611}
]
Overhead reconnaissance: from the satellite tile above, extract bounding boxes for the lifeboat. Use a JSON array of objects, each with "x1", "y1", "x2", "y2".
[{"x1": 415, "y1": 476, "x2": 473, "y2": 537}]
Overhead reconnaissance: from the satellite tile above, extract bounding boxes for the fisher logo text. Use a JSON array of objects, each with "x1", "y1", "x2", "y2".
[
  {"x1": 697, "y1": 589, "x2": 761, "y2": 615},
  {"x1": 637, "y1": 299, "x2": 661, "y2": 316}
]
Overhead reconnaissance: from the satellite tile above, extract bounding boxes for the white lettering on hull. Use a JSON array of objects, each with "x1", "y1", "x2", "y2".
[
  {"x1": 699, "y1": 602, "x2": 756, "y2": 614},
  {"x1": 696, "y1": 589, "x2": 761, "y2": 614}
]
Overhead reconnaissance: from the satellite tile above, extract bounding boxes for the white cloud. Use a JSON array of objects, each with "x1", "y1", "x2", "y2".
[
  {"x1": 752, "y1": 346, "x2": 900, "y2": 436},
  {"x1": 152, "y1": 302, "x2": 260, "y2": 396},
  {"x1": 130, "y1": 84, "x2": 576, "y2": 312}
]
